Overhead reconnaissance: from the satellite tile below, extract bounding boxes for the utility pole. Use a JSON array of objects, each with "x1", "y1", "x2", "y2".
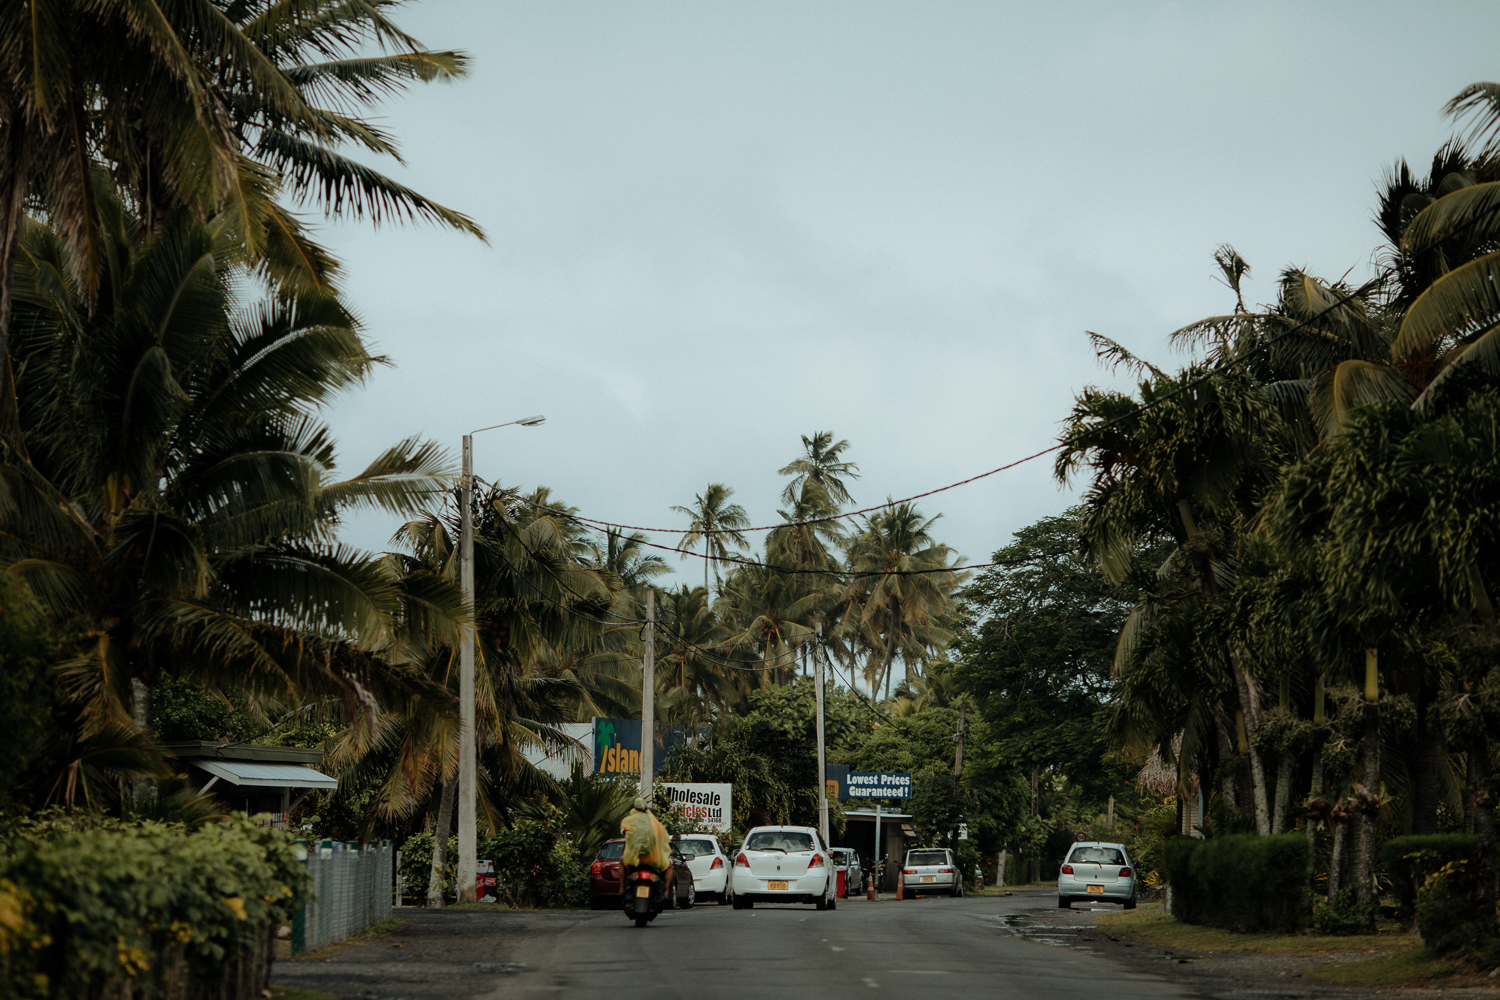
[
  {"x1": 639, "y1": 589, "x2": 656, "y2": 802},
  {"x1": 949, "y1": 697, "x2": 966, "y2": 854},
  {"x1": 456, "y1": 415, "x2": 543, "y2": 907},
  {"x1": 814, "y1": 622, "x2": 829, "y2": 848},
  {"x1": 456, "y1": 433, "x2": 477, "y2": 904}
]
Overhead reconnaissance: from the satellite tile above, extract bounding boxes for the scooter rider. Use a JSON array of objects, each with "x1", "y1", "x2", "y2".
[{"x1": 619, "y1": 797, "x2": 670, "y2": 922}]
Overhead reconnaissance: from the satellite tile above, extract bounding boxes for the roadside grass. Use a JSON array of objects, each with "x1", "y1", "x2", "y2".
[
  {"x1": 1095, "y1": 902, "x2": 1418, "y2": 958},
  {"x1": 270, "y1": 988, "x2": 342, "y2": 1000},
  {"x1": 286, "y1": 916, "x2": 409, "y2": 962},
  {"x1": 1305, "y1": 949, "x2": 1480, "y2": 988}
]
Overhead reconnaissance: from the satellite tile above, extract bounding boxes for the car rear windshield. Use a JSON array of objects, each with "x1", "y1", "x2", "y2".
[
  {"x1": 907, "y1": 851, "x2": 948, "y2": 867},
  {"x1": 830, "y1": 850, "x2": 849, "y2": 866},
  {"x1": 1068, "y1": 847, "x2": 1124, "y2": 865},
  {"x1": 596, "y1": 842, "x2": 624, "y2": 860},
  {"x1": 674, "y1": 839, "x2": 717, "y2": 858},
  {"x1": 744, "y1": 830, "x2": 815, "y2": 852}
]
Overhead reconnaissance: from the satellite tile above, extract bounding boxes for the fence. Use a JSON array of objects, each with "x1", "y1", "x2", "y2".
[{"x1": 291, "y1": 840, "x2": 395, "y2": 954}]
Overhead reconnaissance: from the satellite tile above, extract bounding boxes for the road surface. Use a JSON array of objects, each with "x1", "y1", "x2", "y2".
[{"x1": 271, "y1": 889, "x2": 1305, "y2": 1000}]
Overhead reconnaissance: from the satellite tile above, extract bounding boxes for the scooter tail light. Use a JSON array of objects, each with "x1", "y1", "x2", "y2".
[
  {"x1": 710, "y1": 856, "x2": 724, "y2": 870},
  {"x1": 1119, "y1": 867, "x2": 1132, "y2": 878},
  {"x1": 636, "y1": 870, "x2": 657, "y2": 882},
  {"x1": 1061, "y1": 864, "x2": 1074, "y2": 875},
  {"x1": 736, "y1": 853, "x2": 749, "y2": 867}
]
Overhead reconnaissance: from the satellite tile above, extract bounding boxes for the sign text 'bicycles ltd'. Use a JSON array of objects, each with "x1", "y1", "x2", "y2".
[
  {"x1": 842, "y1": 771, "x2": 913, "y2": 800},
  {"x1": 661, "y1": 783, "x2": 732, "y2": 832}
]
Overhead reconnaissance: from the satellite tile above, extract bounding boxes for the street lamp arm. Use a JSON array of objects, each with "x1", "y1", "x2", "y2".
[{"x1": 470, "y1": 415, "x2": 545, "y2": 436}]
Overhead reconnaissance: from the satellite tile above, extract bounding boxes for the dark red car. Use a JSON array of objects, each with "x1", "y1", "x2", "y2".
[{"x1": 589, "y1": 838, "x2": 695, "y2": 910}]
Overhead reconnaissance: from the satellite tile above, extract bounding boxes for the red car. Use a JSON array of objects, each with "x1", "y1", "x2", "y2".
[{"x1": 589, "y1": 838, "x2": 695, "y2": 910}]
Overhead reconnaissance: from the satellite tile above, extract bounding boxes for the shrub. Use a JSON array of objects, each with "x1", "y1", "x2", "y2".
[
  {"x1": 546, "y1": 839, "x2": 591, "y2": 909},
  {"x1": 1161, "y1": 833, "x2": 1309, "y2": 932},
  {"x1": 1417, "y1": 859, "x2": 1500, "y2": 960},
  {"x1": 1380, "y1": 834, "x2": 1477, "y2": 923},
  {"x1": 0, "y1": 813, "x2": 308, "y2": 1000},
  {"x1": 1313, "y1": 885, "x2": 1379, "y2": 935}
]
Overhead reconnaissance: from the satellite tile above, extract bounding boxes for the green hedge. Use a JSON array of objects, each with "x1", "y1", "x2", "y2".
[
  {"x1": 1162, "y1": 833, "x2": 1309, "y2": 932},
  {"x1": 0, "y1": 814, "x2": 309, "y2": 1000},
  {"x1": 1380, "y1": 834, "x2": 1477, "y2": 923}
]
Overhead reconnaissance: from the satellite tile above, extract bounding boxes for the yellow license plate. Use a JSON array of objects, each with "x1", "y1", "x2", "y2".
[
  {"x1": 636, "y1": 885, "x2": 651, "y2": 898},
  {"x1": 1086, "y1": 885, "x2": 1104, "y2": 894},
  {"x1": 768, "y1": 880, "x2": 789, "y2": 891},
  {"x1": 920, "y1": 876, "x2": 935, "y2": 883}
]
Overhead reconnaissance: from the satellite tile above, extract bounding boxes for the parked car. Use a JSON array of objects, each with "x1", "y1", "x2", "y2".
[
  {"x1": 671, "y1": 834, "x2": 734, "y2": 905},
  {"x1": 590, "y1": 837, "x2": 696, "y2": 910},
  {"x1": 1057, "y1": 841, "x2": 1137, "y2": 909},
  {"x1": 830, "y1": 848, "x2": 862, "y2": 897},
  {"x1": 900, "y1": 847, "x2": 962, "y2": 897},
  {"x1": 731, "y1": 825, "x2": 835, "y2": 910}
]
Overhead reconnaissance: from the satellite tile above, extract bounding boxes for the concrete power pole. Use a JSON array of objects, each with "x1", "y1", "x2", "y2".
[
  {"x1": 950, "y1": 697, "x2": 966, "y2": 855},
  {"x1": 814, "y1": 622, "x2": 829, "y2": 848},
  {"x1": 639, "y1": 589, "x2": 656, "y2": 802},
  {"x1": 456, "y1": 434, "x2": 477, "y2": 904}
]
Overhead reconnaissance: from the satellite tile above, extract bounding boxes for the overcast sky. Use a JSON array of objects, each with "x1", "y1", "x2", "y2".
[{"x1": 319, "y1": 0, "x2": 1500, "y2": 575}]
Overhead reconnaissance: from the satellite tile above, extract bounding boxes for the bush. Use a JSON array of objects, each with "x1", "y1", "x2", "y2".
[
  {"x1": 546, "y1": 839, "x2": 591, "y2": 909},
  {"x1": 1313, "y1": 885, "x2": 1379, "y2": 935},
  {"x1": 1381, "y1": 834, "x2": 1477, "y2": 923},
  {"x1": 1417, "y1": 859, "x2": 1500, "y2": 960},
  {"x1": 1162, "y1": 833, "x2": 1309, "y2": 933},
  {"x1": 0, "y1": 813, "x2": 308, "y2": 1000}
]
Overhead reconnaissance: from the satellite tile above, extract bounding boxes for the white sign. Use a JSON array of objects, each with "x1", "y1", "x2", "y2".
[{"x1": 662, "y1": 783, "x2": 732, "y2": 832}]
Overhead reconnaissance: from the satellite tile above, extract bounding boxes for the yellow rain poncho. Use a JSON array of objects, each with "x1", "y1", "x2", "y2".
[{"x1": 620, "y1": 798, "x2": 670, "y2": 870}]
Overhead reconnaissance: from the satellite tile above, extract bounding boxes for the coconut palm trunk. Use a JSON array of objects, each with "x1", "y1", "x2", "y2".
[
  {"x1": 428, "y1": 777, "x2": 457, "y2": 908},
  {"x1": 1353, "y1": 647, "x2": 1380, "y2": 924}
]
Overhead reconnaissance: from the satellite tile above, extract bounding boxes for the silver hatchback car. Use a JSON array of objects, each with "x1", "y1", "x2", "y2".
[{"x1": 1057, "y1": 841, "x2": 1137, "y2": 909}]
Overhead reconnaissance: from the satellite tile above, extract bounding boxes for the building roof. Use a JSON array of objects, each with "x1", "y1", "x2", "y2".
[
  {"x1": 198, "y1": 760, "x2": 338, "y2": 790},
  {"x1": 163, "y1": 740, "x2": 323, "y2": 766}
]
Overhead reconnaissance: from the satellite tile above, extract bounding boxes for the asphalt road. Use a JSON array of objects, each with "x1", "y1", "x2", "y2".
[{"x1": 274, "y1": 889, "x2": 1204, "y2": 1000}]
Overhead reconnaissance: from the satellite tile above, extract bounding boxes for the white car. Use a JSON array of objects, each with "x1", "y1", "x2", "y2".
[
  {"x1": 732, "y1": 825, "x2": 836, "y2": 910},
  {"x1": 671, "y1": 834, "x2": 734, "y2": 905}
]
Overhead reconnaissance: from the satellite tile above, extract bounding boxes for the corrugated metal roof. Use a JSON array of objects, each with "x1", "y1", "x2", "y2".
[{"x1": 199, "y1": 760, "x2": 338, "y2": 789}]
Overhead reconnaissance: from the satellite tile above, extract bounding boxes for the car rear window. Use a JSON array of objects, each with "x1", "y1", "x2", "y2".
[
  {"x1": 596, "y1": 842, "x2": 624, "y2": 860},
  {"x1": 674, "y1": 839, "x2": 717, "y2": 858},
  {"x1": 830, "y1": 850, "x2": 849, "y2": 866},
  {"x1": 1068, "y1": 847, "x2": 1124, "y2": 865},
  {"x1": 745, "y1": 830, "x2": 815, "y2": 852},
  {"x1": 907, "y1": 850, "x2": 948, "y2": 866}
]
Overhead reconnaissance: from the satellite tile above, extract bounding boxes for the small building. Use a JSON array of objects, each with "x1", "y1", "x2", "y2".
[
  {"x1": 164, "y1": 741, "x2": 338, "y2": 827},
  {"x1": 840, "y1": 808, "x2": 916, "y2": 890}
]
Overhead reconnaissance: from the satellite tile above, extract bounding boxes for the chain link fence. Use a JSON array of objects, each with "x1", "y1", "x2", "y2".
[{"x1": 291, "y1": 840, "x2": 394, "y2": 954}]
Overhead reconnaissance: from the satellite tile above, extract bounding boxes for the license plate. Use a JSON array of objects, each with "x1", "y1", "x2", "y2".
[
  {"x1": 1086, "y1": 885, "x2": 1104, "y2": 894},
  {"x1": 920, "y1": 876, "x2": 935, "y2": 883},
  {"x1": 768, "y1": 880, "x2": 789, "y2": 891},
  {"x1": 636, "y1": 886, "x2": 651, "y2": 898}
]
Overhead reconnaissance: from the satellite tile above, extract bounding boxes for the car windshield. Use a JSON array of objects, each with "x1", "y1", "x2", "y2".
[
  {"x1": 674, "y1": 839, "x2": 717, "y2": 858},
  {"x1": 745, "y1": 830, "x2": 815, "y2": 852},
  {"x1": 597, "y1": 842, "x2": 624, "y2": 861},
  {"x1": 1069, "y1": 847, "x2": 1125, "y2": 865},
  {"x1": 907, "y1": 851, "x2": 948, "y2": 867}
]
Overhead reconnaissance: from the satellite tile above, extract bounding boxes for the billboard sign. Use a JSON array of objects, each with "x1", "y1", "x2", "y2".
[
  {"x1": 843, "y1": 771, "x2": 913, "y2": 800},
  {"x1": 592, "y1": 718, "x2": 688, "y2": 778},
  {"x1": 662, "y1": 783, "x2": 732, "y2": 832}
]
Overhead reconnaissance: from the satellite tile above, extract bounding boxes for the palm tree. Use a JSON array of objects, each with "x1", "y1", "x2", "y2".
[
  {"x1": 587, "y1": 528, "x2": 671, "y2": 594},
  {"x1": 839, "y1": 503, "x2": 960, "y2": 698},
  {"x1": 778, "y1": 432, "x2": 860, "y2": 507},
  {"x1": 671, "y1": 483, "x2": 750, "y2": 596},
  {"x1": 653, "y1": 585, "x2": 739, "y2": 726},
  {"x1": 5, "y1": 188, "x2": 452, "y2": 744}
]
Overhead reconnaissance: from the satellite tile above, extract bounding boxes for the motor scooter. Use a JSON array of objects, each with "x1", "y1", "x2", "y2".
[{"x1": 622, "y1": 865, "x2": 665, "y2": 927}]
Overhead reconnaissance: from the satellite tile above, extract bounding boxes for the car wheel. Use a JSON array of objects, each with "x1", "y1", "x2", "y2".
[
  {"x1": 1124, "y1": 898, "x2": 1137, "y2": 910},
  {"x1": 719, "y1": 889, "x2": 733, "y2": 906},
  {"x1": 828, "y1": 894, "x2": 837, "y2": 911},
  {"x1": 684, "y1": 882, "x2": 695, "y2": 909},
  {"x1": 815, "y1": 893, "x2": 828, "y2": 911},
  {"x1": 743, "y1": 899, "x2": 754, "y2": 909},
  {"x1": 1058, "y1": 897, "x2": 1071, "y2": 909}
]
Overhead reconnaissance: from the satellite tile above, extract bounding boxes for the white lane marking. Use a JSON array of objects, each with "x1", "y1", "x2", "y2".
[
  {"x1": 830, "y1": 946, "x2": 845, "y2": 952},
  {"x1": 862, "y1": 977, "x2": 879, "y2": 989}
]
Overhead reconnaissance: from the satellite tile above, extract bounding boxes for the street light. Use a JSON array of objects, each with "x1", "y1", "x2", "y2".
[{"x1": 456, "y1": 414, "x2": 544, "y2": 903}]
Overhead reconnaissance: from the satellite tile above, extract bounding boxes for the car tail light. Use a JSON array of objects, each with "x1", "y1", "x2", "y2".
[
  {"x1": 710, "y1": 856, "x2": 723, "y2": 870},
  {"x1": 1119, "y1": 867, "x2": 1132, "y2": 878},
  {"x1": 736, "y1": 853, "x2": 749, "y2": 867},
  {"x1": 1061, "y1": 864, "x2": 1074, "y2": 875},
  {"x1": 591, "y1": 861, "x2": 602, "y2": 875},
  {"x1": 903, "y1": 869, "x2": 916, "y2": 875},
  {"x1": 810, "y1": 853, "x2": 824, "y2": 867}
]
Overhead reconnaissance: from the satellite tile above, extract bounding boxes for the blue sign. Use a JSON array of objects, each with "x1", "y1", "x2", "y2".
[
  {"x1": 592, "y1": 718, "x2": 688, "y2": 778},
  {"x1": 843, "y1": 771, "x2": 912, "y2": 800}
]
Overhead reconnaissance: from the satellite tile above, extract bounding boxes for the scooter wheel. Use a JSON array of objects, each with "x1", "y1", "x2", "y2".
[{"x1": 634, "y1": 915, "x2": 648, "y2": 927}]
